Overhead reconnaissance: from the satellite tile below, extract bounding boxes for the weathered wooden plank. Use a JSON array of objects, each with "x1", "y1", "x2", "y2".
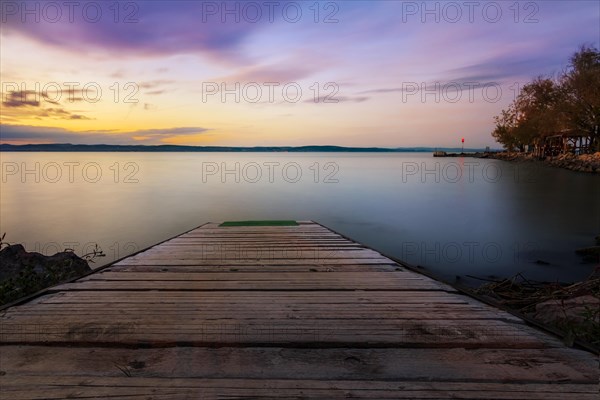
[
  {"x1": 2, "y1": 346, "x2": 596, "y2": 382},
  {"x1": 3, "y1": 311, "x2": 513, "y2": 322},
  {"x1": 178, "y1": 236, "x2": 346, "y2": 240},
  {"x1": 182, "y1": 226, "x2": 337, "y2": 231},
  {"x1": 180, "y1": 232, "x2": 343, "y2": 236},
  {"x1": 113, "y1": 258, "x2": 398, "y2": 266},
  {"x1": 50, "y1": 278, "x2": 449, "y2": 291},
  {"x1": 1, "y1": 377, "x2": 597, "y2": 400},
  {"x1": 3, "y1": 295, "x2": 520, "y2": 320},
  {"x1": 10, "y1": 302, "x2": 490, "y2": 310},
  {"x1": 182, "y1": 231, "x2": 338, "y2": 236},
  {"x1": 0, "y1": 318, "x2": 549, "y2": 348},
  {"x1": 135, "y1": 250, "x2": 373, "y2": 260},
  {"x1": 164, "y1": 237, "x2": 352, "y2": 242},
  {"x1": 160, "y1": 243, "x2": 361, "y2": 249},
  {"x1": 104, "y1": 264, "x2": 401, "y2": 272},
  {"x1": 33, "y1": 290, "x2": 467, "y2": 302},
  {"x1": 77, "y1": 271, "x2": 428, "y2": 282},
  {"x1": 128, "y1": 249, "x2": 387, "y2": 260},
  {"x1": 139, "y1": 249, "x2": 370, "y2": 257},
  {"x1": 193, "y1": 225, "x2": 328, "y2": 230},
  {"x1": 162, "y1": 241, "x2": 355, "y2": 246},
  {"x1": 156, "y1": 246, "x2": 364, "y2": 252}
]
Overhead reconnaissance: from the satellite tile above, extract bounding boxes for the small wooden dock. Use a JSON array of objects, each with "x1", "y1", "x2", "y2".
[{"x1": 1, "y1": 221, "x2": 598, "y2": 399}]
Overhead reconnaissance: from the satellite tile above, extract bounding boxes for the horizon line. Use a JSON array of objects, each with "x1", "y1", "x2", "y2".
[{"x1": 0, "y1": 143, "x2": 498, "y2": 152}]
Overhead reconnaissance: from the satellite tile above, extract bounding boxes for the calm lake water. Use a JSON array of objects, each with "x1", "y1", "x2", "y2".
[{"x1": 1, "y1": 152, "x2": 598, "y2": 285}]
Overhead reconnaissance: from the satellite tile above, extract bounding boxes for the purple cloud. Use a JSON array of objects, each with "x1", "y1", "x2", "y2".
[
  {"x1": 0, "y1": 124, "x2": 210, "y2": 144},
  {"x1": 1, "y1": 1, "x2": 296, "y2": 61}
]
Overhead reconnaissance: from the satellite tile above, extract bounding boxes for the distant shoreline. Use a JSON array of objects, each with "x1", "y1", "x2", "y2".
[{"x1": 0, "y1": 144, "x2": 491, "y2": 153}]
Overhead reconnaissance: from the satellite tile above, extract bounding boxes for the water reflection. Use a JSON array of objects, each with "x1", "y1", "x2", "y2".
[{"x1": 1, "y1": 152, "x2": 598, "y2": 284}]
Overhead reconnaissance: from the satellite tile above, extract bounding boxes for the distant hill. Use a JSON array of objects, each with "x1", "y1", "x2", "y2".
[{"x1": 0, "y1": 144, "x2": 490, "y2": 152}]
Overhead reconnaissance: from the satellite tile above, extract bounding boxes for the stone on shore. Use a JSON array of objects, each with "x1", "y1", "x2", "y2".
[
  {"x1": 484, "y1": 151, "x2": 600, "y2": 173},
  {"x1": 0, "y1": 244, "x2": 91, "y2": 304}
]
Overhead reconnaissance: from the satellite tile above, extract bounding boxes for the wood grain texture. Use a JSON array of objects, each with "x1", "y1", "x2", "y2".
[{"x1": 1, "y1": 221, "x2": 598, "y2": 398}]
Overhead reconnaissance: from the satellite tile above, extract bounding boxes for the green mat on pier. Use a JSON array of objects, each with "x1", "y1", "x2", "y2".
[{"x1": 219, "y1": 220, "x2": 299, "y2": 227}]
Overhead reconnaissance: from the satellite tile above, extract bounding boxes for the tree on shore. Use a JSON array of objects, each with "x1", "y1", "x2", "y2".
[
  {"x1": 560, "y1": 47, "x2": 600, "y2": 145},
  {"x1": 492, "y1": 46, "x2": 600, "y2": 152}
]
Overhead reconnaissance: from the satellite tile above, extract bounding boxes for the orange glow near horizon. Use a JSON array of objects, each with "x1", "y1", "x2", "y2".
[{"x1": 1, "y1": 1, "x2": 598, "y2": 148}]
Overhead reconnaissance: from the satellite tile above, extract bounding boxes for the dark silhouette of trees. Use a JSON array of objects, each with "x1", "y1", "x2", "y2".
[
  {"x1": 492, "y1": 46, "x2": 600, "y2": 152},
  {"x1": 560, "y1": 46, "x2": 600, "y2": 147}
]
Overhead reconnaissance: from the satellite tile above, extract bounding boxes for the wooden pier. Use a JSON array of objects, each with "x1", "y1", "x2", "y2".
[{"x1": 1, "y1": 221, "x2": 598, "y2": 399}]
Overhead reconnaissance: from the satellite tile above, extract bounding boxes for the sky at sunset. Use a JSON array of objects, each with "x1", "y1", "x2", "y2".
[{"x1": 1, "y1": 0, "x2": 598, "y2": 147}]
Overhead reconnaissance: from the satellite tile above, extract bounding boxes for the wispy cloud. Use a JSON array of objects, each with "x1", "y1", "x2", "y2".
[
  {"x1": 2, "y1": 90, "x2": 40, "y2": 107},
  {"x1": 305, "y1": 96, "x2": 370, "y2": 104},
  {"x1": 138, "y1": 80, "x2": 174, "y2": 96},
  {"x1": 0, "y1": 124, "x2": 211, "y2": 145},
  {"x1": 139, "y1": 80, "x2": 175, "y2": 89},
  {"x1": 218, "y1": 64, "x2": 318, "y2": 84},
  {"x1": 1, "y1": 91, "x2": 93, "y2": 121}
]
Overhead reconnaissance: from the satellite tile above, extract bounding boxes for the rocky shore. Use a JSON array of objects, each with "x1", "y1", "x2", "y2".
[
  {"x1": 0, "y1": 244, "x2": 92, "y2": 305},
  {"x1": 475, "y1": 270, "x2": 600, "y2": 350},
  {"x1": 480, "y1": 151, "x2": 600, "y2": 173}
]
